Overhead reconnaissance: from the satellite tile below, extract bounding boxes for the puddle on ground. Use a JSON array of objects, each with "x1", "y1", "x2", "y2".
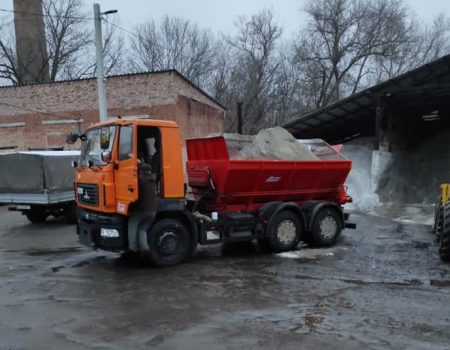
[
  {"x1": 23, "y1": 247, "x2": 85, "y2": 256},
  {"x1": 372, "y1": 204, "x2": 435, "y2": 226},
  {"x1": 276, "y1": 247, "x2": 338, "y2": 260}
]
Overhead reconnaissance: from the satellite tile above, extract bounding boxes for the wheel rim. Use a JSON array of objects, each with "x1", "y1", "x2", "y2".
[
  {"x1": 320, "y1": 216, "x2": 338, "y2": 239},
  {"x1": 158, "y1": 231, "x2": 181, "y2": 256},
  {"x1": 277, "y1": 219, "x2": 297, "y2": 245}
]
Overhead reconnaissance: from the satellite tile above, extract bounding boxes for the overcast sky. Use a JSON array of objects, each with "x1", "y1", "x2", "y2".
[
  {"x1": 2, "y1": 0, "x2": 450, "y2": 37},
  {"x1": 87, "y1": 0, "x2": 450, "y2": 37}
]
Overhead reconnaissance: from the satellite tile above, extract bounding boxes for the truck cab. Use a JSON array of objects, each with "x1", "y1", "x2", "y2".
[{"x1": 74, "y1": 119, "x2": 192, "y2": 265}]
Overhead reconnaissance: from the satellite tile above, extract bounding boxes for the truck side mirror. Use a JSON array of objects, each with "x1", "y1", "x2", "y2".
[
  {"x1": 101, "y1": 151, "x2": 112, "y2": 163},
  {"x1": 66, "y1": 132, "x2": 79, "y2": 145}
]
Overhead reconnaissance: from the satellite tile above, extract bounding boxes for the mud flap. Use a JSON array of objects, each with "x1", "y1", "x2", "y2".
[{"x1": 128, "y1": 212, "x2": 156, "y2": 252}]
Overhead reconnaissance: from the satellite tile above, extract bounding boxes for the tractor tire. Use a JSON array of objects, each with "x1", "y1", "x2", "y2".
[
  {"x1": 433, "y1": 196, "x2": 443, "y2": 236},
  {"x1": 25, "y1": 206, "x2": 48, "y2": 224},
  {"x1": 146, "y1": 219, "x2": 191, "y2": 267},
  {"x1": 309, "y1": 207, "x2": 343, "y2": 247},
  {"x1": 264, "y1": 210, "x2": 302, "y2": 253},
  {"x1": 439, "y1": 201, "x2": 450, "y2": 262}
]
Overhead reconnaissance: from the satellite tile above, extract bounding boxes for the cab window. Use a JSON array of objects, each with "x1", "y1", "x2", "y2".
[{"x1": 118, "y1": 126, "x2": 133, "y2": 161}]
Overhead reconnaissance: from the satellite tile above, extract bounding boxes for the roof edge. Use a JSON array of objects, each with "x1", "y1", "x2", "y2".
[{"x1": 0, "y1": 69, "x2": 227, "y2": 111}]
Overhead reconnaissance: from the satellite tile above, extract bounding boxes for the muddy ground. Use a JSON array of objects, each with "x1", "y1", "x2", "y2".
[{"x1": 0, "y1": 205, "x2": 449, "y2": 350}]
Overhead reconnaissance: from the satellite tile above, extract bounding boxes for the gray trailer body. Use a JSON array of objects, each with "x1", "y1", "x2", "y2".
[{"x1": 0, "y1": 151, "x2": 79, "y2": 223}]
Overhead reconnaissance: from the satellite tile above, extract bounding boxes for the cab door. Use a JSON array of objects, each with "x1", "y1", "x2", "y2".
[{"x1": 114, "y1": 125, "x2": 138, "y2": 214}]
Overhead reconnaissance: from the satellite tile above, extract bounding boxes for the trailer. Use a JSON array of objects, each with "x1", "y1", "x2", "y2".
[
  {"x1": 0, "y1": 151, "x2": 79, "y2": 223},
  {"x1": 73, "y1": 119, "x2": 355, "y2": 266}
]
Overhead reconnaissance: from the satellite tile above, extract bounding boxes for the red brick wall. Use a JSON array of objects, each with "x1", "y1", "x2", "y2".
[{"x1": 0, "y1": 71, "x2": 225, "y2": 150}]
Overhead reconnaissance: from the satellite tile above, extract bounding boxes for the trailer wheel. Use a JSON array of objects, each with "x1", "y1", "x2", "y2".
[
  {"x1": 265, "y1": 211, "x2": 302, "y2": 253},
  {"x1": 25, "y1": 206, "x2": 48, "y2": 223},
  {"x1": 147, "y1": 219, "x2": 191, "y2": 267},
  {"x1": 310, "y1": 207, "x2": 342, "y2": 247},
  {"x1": 63, "y1": 202, "x2": 77, "y2": 224},
  {"x1": 439, "y1": 202, "x2": 450, "y2": 262}
]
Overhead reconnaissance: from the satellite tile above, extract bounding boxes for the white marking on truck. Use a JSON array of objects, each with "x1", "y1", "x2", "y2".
[
  {"x1": 117, "y1": 202, "x2": 125, "y2": 213},
  {"x1": 266, "y1": 176, "x2": 282, "y2": 183}
]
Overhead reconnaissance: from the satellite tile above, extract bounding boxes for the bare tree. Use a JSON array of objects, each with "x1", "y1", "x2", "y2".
[
  {"x1": 60, "y1": 18, "x2": 125, "y2": 79},
  {"x1": 0, "y1": 18, "x2": 20, "y2": 84},
  {"x1": 43, "y1": 0, "x2": 91, "y2": 81},
  {"x1": 293, "y1": 0, "x2": 450, "y2": 112},
  {"x1": 224, "y1": 8, "x2": 282, "y2": 133},
  {"x1": 129, "y1": 16, "x2": 218, "y2": 87},
  {"x1": 295, "y1": 0, "x2": 413, "y2": 109},
  {"x1": 0, "y1": 0, "x2": 124, "y2": 84},
  {"x1": 372, "y1": 13, "x2": 450, "y2": 82}
]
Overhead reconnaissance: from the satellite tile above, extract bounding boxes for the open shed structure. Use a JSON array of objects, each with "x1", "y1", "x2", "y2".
[{"x1": 284, "y1": 54, "x2": 450, "y2": 150}]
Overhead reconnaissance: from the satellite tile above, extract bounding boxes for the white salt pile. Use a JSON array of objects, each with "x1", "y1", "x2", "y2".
[{"x1": 235, "y1": 127, "x2": 318, "y2": 161}]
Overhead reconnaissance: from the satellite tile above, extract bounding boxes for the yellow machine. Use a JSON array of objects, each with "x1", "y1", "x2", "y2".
[{"x1": 434, "y1": 184, "x2": 450, "y2": 261}]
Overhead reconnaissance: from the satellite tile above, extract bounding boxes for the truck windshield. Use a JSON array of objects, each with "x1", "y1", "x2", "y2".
[{"x1": 80, "y1": 126, "x2": 117, "y2": 166}]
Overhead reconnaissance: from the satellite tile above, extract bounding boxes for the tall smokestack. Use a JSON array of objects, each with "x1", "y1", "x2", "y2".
[{"x1": 13, "y1": 0, "x2": 50, "y2": 84}]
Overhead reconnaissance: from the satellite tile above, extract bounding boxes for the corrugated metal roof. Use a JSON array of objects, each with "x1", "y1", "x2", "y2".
[{"x1": 284, "y1": 54, "x2": 450, "y2": 144}]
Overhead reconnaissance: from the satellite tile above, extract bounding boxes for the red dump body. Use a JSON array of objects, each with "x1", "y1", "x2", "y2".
[{"x1": 186, "y1": 136, "x2": 352, "y2": 212}]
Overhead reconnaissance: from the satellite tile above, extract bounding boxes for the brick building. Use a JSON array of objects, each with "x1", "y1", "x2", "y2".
[{"x1": 0, "y1": 70, "x2": 225, "y2": 151}]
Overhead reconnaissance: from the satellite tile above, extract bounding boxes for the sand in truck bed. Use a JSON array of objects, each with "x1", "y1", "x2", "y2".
[{"x1": 231, "y1": 127, "x2": 319, "y2": 161}]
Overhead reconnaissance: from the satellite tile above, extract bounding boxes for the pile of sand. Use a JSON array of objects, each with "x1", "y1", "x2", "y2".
[
  {"x1": 233, "y1": 127, "x2": 319, "y2": 161},
  {"x1": 341, "y1": 137, "x2": 380, "y2": 212}
]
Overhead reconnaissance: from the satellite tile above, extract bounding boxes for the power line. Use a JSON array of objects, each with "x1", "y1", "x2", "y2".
[
  {"x1": 102, "y1": 18, "x2": 169, "y2": 51},
  {"x1": 0, "y1": 8, "x2": 93, "y2": 21},
  {"x1": 102, "y1": 18, "x2": 139, "y2": 39},
  {"x1": 0, "y1": 100, "x2": 83, "y2": 121}
]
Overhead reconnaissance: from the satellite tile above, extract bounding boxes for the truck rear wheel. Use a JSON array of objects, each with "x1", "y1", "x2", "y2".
[
  {"x1": 309, "y1": 207, "x2": 342, "y2": 247},
  {"x1": 25, "y1": 206, "x2": 48, "y2": 223},
  {"x1": 264, "y1": 211, "x2": 302, "y2": 253},
  {"x1": 147, "y1": 219, "x2": 191, "y2": 267}
]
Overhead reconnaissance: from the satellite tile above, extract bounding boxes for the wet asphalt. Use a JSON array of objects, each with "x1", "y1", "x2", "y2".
[{"x1": 0, "y1": 205, "x2": 450, "y2": 350}]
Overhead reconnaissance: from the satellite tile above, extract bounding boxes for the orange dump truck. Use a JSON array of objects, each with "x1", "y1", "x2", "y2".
[{"x1": 70, "y1": 118, "x2": 355, "y2": 266}]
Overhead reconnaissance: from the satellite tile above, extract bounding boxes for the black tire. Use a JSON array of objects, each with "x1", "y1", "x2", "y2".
[
  {"x1": 433, "y1": 196, "x2": 443, "y2": 236},
  {"x1": 263, "y1": 210, "x2": 302, "y2": 253},
  {"x1": 147, "y1": 219, "x2": 191, "y2": 267},
  {"x1": 63, "y1": 202, "x2": 77, "y2": 224},
  {"x1": 257, "y1": 238, "x2": 272, "y2": 253},
  {"x1": 439, "y1": 202, "x2": 450, "y2": 262},
  {"x1": 310, "y1": 207, "x2": 342, "y2": 247},
  {"x1": 25, "y1": 206, "x2": 48, "y2": 223}
]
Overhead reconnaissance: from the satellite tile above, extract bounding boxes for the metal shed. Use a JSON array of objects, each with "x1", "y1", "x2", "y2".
[{"x1": 284, "y1": 55, "x2": 450, "y2": 147}]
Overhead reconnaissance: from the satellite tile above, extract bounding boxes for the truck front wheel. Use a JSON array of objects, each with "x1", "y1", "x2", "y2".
[
  {"x1": 264, "y1": 211, "x2": 302, "y2": 253},
  {"x1": 25, "y1": 206, "x2": 48, "y2": 223},
  {"x1": 310, "y1": 207, "x2": 342, "y2": 247},
  {"x1": 147, "y1": 219, "x2": 191, "y2": 267}
]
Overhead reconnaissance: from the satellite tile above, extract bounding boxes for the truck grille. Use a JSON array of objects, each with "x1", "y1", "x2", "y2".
[{"x1": 77, "y1": 184, "x2": 99, "y2": 206}]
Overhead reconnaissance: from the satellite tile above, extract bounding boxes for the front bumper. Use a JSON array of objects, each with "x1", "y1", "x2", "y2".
[{"x1": 77, "y1": 208, "x2": 128, "y2": 251}]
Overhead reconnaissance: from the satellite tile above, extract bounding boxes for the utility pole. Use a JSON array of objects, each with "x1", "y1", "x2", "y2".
[
  {"x1": 93, "y1": 4, "x2": 107, "y2": 122},
  {"x1": 93, "y1": 4, "x2": 117, "y2": 122}
]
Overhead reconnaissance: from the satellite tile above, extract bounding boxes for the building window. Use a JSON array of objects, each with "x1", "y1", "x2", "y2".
[
  {"x1": 42, "y1": 119, "x2": 84, "y2": 125},
  {"x1": 0, "y1": 122, "x2": 25, "y2": 128}
]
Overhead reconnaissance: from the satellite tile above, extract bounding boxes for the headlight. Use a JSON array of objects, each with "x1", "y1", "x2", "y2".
[{"x1": 100, "y1": 228, "x2": 119, "y2": 238}]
